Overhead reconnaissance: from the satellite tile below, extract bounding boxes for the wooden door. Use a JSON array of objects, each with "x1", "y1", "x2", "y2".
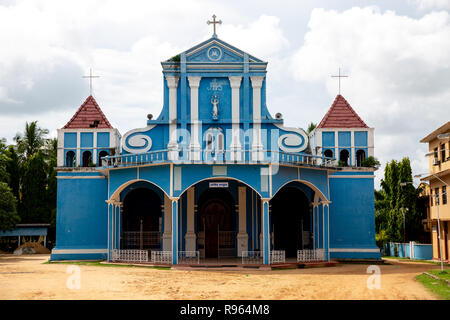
[{"x1": 199, "y1": 199, "x2": 230, "y2": 258}]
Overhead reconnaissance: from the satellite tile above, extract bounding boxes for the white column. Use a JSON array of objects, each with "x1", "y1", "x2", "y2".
[
  {"x1": 166, "y1": 76, "x2": 180, "y2": 160},
  {"x1": 350, "y1": 130, "x2": 355, "y2": 166},
  {"x1": 185, "y1": 187, "x2": 196, "y2": 251},
  {"x1": 229, "y1": 76, "x2": 242, "y2": 161},
  {"x1": 188, "y1": 76, "x2": 201, "y2": 161},
  {"x1": 76, "y1": 131, "x2": 80, "y2": 166},
  {"x1": 57, "y1": 129, "x2": 64, "y2": 167},
  {"x1": 334, "y1": 130, "x2": 339, "y2": 163},
  {"x1": 163, "y1": 193, "x2": 172, "y2": 251},
  {"x1": 251, "y1": 76, "x2": 264, "y2": 161},
  {"x1": 237, "y1": 186, "x2": 248, "y2": 256},
  {"x1": 93, "y1": 132, "x2": 98, "y2": 165},
  {"x1": 368, "y1": 128, "x2": 375, "y2": 157}
]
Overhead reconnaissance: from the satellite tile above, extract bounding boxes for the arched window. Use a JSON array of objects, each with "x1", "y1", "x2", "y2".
[
  {"x1": 98, "y1": 151, "x2": 109, "y2": 167},
  {"x1": 339, "y1": 149, "x2": 350, "y2": 166},
  {"x1": 324, "y1": 149, "x2": 333, "y2": 158},
  {"x1": 217, "y1": 132, "x2": 224, "y2": 152},
  {"x1": 65, "y1": 151, "x2": 76, "y2": 167},
  {"x1": 206, "y1": 133, "x2": 213, "y2": 151},
  {"x1": 356, "y1": 149, "x2": 366, "y2": 167},
  {"x1": 82, "y1": 151, "x2": 92, "y2": 167}
]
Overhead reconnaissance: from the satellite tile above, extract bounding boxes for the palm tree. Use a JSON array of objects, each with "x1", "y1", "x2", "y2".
[{"x1": 14, "y1": 121, "x2": 49, "y2": 159}]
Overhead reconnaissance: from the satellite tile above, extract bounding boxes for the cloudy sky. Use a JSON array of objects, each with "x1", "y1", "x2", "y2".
[{"x1": 0, "y1": 0, "x2": 449, "y2": 188}]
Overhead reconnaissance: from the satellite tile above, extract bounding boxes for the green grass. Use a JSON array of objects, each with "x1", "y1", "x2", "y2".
[
  {"x1": 416, "y1": 272, "x2": 450, "y2": 300},
  {"x1": 427, "y1": 269, "x2": 450, "y2": 280},
  {"x1": 44, "y1": 260, "x2": 171, "y2": 270},
  {"x1": 383, "y1": 256, "x2": 450, "y2": 266}
]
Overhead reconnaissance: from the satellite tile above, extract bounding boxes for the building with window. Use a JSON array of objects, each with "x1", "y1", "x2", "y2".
[
  {"x1": 420, "y1": 121, "x2": 450, "y2": 262},
  {"x1": 50, "y1": 29, "x2": 380, "y2": 265}
]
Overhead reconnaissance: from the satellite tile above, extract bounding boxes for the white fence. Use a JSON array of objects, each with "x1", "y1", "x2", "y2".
[
  {"x1": 242, "y1": 251, "x2": 263, "y2": 264},
  {"x1": 151, "y1": 251, "x2": 172, "y2": 264},
  {"x1": 111, "y1": 249, "x2": 148, "y2": 263},
  {"x1": 270, "y1": 250, "x2": 286, "y2": 263},
  {"x1": 297, "y1": 249, "x2": 325, "y2": 262},
  {"x1": 178, "y1": 251, "x2": 200, "y2": 264}
]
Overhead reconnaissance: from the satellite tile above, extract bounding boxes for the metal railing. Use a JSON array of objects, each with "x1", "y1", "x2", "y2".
[
  {"x1": 122, "y1": 231, "x2": 161, "y2": 249},
  {"x1": 101, "y1": 149, "x2": 336, "y2": 168},
  {"x1": 242, "y1": 251, "x2": 263, "y2": 264},
  {"x1": 297, "y1": 249, "x2": 325, "y2": 262},
  {"x1": 111, "y1": 249, "x2": 148, "y2": 263},
  {"x1": 218, "y1": 231, "x2": 236, "y2": 258},
  {"x1": 178, "y1": 251, "x2": 200, "y2": 264},
  {"x1": 150, "y1": 251, "x2": 172, "y2": 264},
  {"x1": 270, "y1": 250, "x2": 286, "y2": 263}
]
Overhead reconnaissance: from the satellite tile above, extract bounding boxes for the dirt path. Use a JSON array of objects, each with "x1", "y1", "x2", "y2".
[{"x1": 0, "y1": 254, "x2": 442, "y2": 299}]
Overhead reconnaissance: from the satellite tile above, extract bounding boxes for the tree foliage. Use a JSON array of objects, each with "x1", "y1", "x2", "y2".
[
  {"x1": 14, "y1": 121, "x2": 49, "y2": 159},
  {"x1": 0, "y1": 121, "x2": 57, "y2": 234},
  {"x1": 0, "y1": 182, "x2": 20, "y2": 232},
  {"x1": 376, "y1": 158, "x2": 424, "y2": 243},
  {"x1": 307, "y1": 122, "x2": 317, "y2": 134}
]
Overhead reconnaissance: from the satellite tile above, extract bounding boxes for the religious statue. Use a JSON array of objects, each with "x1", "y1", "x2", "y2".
[{"x1": 211, "y1": 94, "x2": 219, "y2": 120}]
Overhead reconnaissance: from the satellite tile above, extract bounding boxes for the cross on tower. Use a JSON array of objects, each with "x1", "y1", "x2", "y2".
[
  {"x1": 207, "y1": 14, "x2": 222, "y2": 37},
  {"x1": 82, "y1": 68, "x2": 100, "y2": 96},
  {"x1": 331, "y1": 67, "x2": 348, "y2": 95}
]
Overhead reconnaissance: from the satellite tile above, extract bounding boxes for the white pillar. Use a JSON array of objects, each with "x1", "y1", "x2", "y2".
[
  {"x1": 251, "y1": 76, "x2": 264, "y2": 161},
  {"x1": 93, "y1": 132, "x2": 98, "y2": 165},
  {"x1": 350, "y1": 130, "x2": 355, "y2": 166},
  {"x1": 237, "y1": 186, "x2": 248, "y2": 256},
  {"x1": 166, "y1": 76, "x2": 180, "y2": 160},
  {"x1": 163, "y1": 194, "x2": 172, "y2": 251},
  {"x1": 188, "y1": 76, "x2": 201, "y2": 161},
  {"x1": 76, "y1": 131, "x2": 80, "y2": 167},
  {"x1": 368, "y1": 128, "x2": 375, "y2": 157},
  {"x1": 185, "y1": 187, "x2": 196, "y2": 251},
  {"x1": 229, "y1": 76, "x2": 242, "y2": 161}
]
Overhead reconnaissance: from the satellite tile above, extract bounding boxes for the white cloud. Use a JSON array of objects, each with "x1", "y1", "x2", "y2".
[
  {"x1": 410, "y1": 0, "x2": 450, "y2": 10},
  {"x1": 291, "y1": 7, "x2": 450, "y2": 187}
]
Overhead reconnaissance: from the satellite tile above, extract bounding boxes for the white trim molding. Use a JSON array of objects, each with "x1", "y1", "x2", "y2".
[
  {"x1": 51, "y1": 249, "x2": 108, "y2": 254},
  {"x1": 329, "y1": 248, "x2": 380, "y2": 253}
]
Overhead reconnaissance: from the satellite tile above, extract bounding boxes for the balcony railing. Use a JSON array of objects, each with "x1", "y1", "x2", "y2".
[{"x1": 100, "y1": 149, "x2": 336, "y2": 169}]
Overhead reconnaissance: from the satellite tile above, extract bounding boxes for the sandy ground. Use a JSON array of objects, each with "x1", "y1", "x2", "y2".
[{"x1": 0, "y1": 254, "x2": 444, "y2": 300}]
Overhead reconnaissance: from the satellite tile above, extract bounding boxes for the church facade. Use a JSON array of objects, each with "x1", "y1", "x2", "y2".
[{"x1": 50, "y1": 33, "x2": 380, "y2": 264}]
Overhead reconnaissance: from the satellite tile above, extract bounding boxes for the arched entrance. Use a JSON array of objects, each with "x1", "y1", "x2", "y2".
[
  {"x1": 197, "y1": 188, "x2": 236, "y2": 259},
  {"x1": 270, "y1": 185, "x2": 312, "y2": 258},
  {"x1": 121, "y1": 187, "x2": 162, "y2": 250}
]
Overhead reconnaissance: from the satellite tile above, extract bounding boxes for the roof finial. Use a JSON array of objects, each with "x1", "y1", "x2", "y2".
[
  {"x1": 331, "y1": 67, "x2": 348, "y2": 95},
  {"x1": 82, "y1": 68, "x2": 100, "y2": 96},
  {"x1": 207, "y1": 14, "x2": 222, "y2": 38}
]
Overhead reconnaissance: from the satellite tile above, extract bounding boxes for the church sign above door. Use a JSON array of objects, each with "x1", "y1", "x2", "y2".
[{"x1": 209, "y1": 182, "x2": 229, "y2": 188}]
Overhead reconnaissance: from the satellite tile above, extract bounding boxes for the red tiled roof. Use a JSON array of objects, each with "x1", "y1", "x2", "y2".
[
  {"x1": 63, "y1": 95, "x2": 113, "y2": 129},
  {"x1": 317, "y1": 94, "x2": 368, "y2": 128}
]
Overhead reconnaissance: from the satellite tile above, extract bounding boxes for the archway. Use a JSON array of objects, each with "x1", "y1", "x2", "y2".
[
  {"x1": 270, "y1": 185, "x2": 312, "y2": 258},
  {"x1": 98, "y1": 150, "x2": 109, "y2": 166},
  {"x1": 65, "y1": 151, "x2": 75, "y2": 167},
  {"x1": 356, "y1": 149, "x2": 366, "y2": 167},
  {"x1": 339, "y1": 149, "x2": 349, "y2": 166},
  {"x1": 324, "y1": 149, "x2": 333, "y2": 159},
  {"x1": 121, "y1": 187, "x2": 162, "y2": 250},
  {"x1": 197, "y1": 188, "x2": 236, "y2": 259},
  {"x1": 82, "y1": 150, "x2": 92, "y2": 167}
]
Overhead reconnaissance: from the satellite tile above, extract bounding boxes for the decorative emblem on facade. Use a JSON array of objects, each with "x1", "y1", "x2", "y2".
[
  {"x1": 211, "y1": 94, "x2": 219, "y2": 120},
  {"x1": 207, "y1": 78, "x2": 226, "y2": 91},
  {"x1": 274, "y1": 123, "x2": 308, "y2": 153},
  {"x1": 122, "y1": 125, "x2": 156, "y2": 154},
  {"x1": 207, "y1": 46, "x2": 222, "y2": 61}
]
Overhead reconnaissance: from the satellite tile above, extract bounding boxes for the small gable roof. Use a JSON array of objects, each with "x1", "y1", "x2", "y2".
[
  {"x1": 163, "y1": 36, "x2": 265, "y2": 64},
  {"x1": 318, "y1": 95, "x2": 368, "y2": 129},
  {"x1": 63, "y1": 95, "x2": 113, "y2": 129}
]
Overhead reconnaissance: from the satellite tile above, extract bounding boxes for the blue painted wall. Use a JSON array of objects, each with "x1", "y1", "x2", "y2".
[{"x1": 51, "y1": 173, "x2": 108, "y2": 260}]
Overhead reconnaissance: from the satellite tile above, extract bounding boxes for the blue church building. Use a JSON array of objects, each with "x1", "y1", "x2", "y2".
[{"x1": 50, "y1": 29, "x2": 380, "y2": 265}]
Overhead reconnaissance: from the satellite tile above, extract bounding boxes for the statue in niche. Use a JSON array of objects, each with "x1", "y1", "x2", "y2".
[{"x1": 211, "y1": 94, "x2": 219, "y2": 120}]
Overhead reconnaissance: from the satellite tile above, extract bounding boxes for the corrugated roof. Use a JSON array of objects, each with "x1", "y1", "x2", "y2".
[
  {"x1": 63, "y1": 95, "x2": 113, "y2": 129},
  {"x1": 318, "y1": 95, "x2": 368, "y2": 129}
]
